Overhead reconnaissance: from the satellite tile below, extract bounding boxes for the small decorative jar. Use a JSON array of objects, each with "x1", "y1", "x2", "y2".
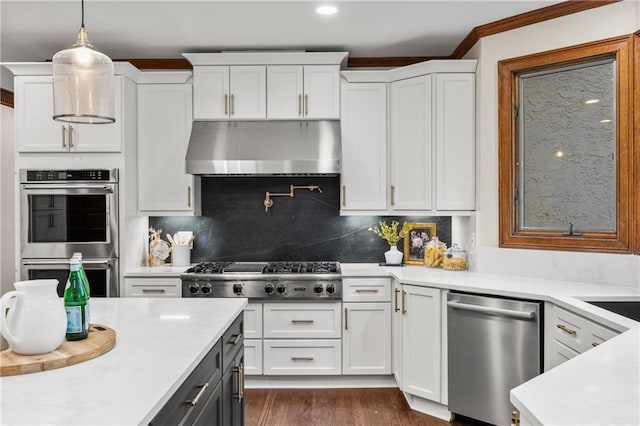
[
  {"x1": 443, "y1": 243, "x2": 467, "y2": 271},
  {"x1": 424, "y1": 236, "x2": 446, "y2": 268}
]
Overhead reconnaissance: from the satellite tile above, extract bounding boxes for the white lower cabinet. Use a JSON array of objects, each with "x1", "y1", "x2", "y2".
[
  {"x1": 544, "y1": 302, "x2": 619, "y2": 371},
  {"x1": 124, "y1": 278, "x2": 180, "y2": 297},
  {"x1": 244, "y1": 339, "x2": 263, "y2": 376},
  {"x1": 263, "y1": 339, "x2": 342, "y2": 375},
  {"x1": 342, "y1": 278, "x2": 391, "y2": 375},
  {"x1": 400, "y1": 284, "x2": 443, "y2": 403},
  {"x1": 262, "y1": 302, "x2": 342, "y2": 375},
  {"x1": 243, "y1": 303, "x2": 263, "y2": 340},
  {"x1": 391, "y1": 280, "x2": 403, "y2": 386}
]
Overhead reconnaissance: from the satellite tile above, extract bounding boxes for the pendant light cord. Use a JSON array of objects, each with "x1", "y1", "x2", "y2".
[{"x1": 81, "y1": 0, "x2": 85, "y2": 29}]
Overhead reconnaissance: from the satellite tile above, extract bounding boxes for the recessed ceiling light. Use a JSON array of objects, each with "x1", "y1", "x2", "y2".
[
  {"x1": 600, "y1": 118, "x2": 612, "y2": 123},
  {"x1": 316, "y1": 5, "x2": 338, "y2": 15},
  {"x1": 554, "y1": 150, "x2": 564, "y2": 158},
  {"x1": 585, "y1": 99, "x2": 600, "y2": 104}
]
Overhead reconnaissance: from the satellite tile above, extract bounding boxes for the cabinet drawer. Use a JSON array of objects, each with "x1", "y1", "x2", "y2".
[
  {"x1": 150, "y1": 340, "x2": 222, "y2": 425},
  {"x1": 263, "y1": 303, "x2": 341, "y2": 338},
  {"x1": 263, "y1": 339, "x2": 342, "y2": 375},
  {"x1": 244, "y1": 339, "x2": 263, "y2": 376},
  {"x1": 222, "y1": 314, "x2": 244, "y2": 372},
  {"x1": 124, "y1": 278, "x2": 180, "y2": 297},
  {"x1": 343, "y1": 278, "x2": 391, "y2": 302},
  {"x1": 244, "y1": 303, "x2": 262, "y2": 339},
  {"x1": 547, "y1": 305, "x2": 619, "y2": 353}
]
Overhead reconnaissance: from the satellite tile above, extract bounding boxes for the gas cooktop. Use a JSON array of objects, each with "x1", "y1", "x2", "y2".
[{"x1": 181, "y1": 261, "x2": 342, "y2": 299}]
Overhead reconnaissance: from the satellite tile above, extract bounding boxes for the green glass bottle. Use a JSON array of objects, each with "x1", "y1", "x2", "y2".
[
  {"x1": 72, "y1": 252, "x2": 90, "y2": 325},
  {"x1": 64, "y1": 258, "x2": 89, "y2": 341}
]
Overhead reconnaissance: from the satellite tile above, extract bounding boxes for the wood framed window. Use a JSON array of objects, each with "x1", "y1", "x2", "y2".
[{"x1": 498, "y1": 35, "x2": 634, "y2": 253}]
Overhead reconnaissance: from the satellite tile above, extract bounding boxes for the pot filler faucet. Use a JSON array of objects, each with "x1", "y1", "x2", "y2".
[{"x1": 263, "y1": 185, "x2": 322, "y2": 212}]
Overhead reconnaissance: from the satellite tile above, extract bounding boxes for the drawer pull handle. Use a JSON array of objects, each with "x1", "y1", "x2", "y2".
[
  {"x1": 61, "y1": 126, "x2": 67, "y2": 148},
  {"x1": 229, "y1": 333, "x2": 242, "y2": 345},
  {"x1": 224, "y1": 94, "x2": 229, "y2": 116},
  {"x1": 402, "y1": 290, "x2": 406, "y2": 314},
  {"x1": 291, "y1": 356, "x2": 314, "y2": 361},
  {"x1": 141, "y1": 288, "x2": 166, "y2": 293},
  {"x1": 291, "y1": 319, "x2": 314, "y2": 324},
  {"x1": 187, "y1": 383, "x2": 209, "y2": 406},
  {"x1": 355, "y1": 289, "x2": 379, "y2": 293},
  {"x1": 592, "y1": 342, "x2": 600, "y2": 347},
  {"x1": 556, "y1": 323, "x2": 577, "y2": 336}
]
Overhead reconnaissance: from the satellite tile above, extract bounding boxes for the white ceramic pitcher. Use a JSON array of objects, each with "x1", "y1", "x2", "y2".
[{"x1": 0, "y1": 280, "x2": 67, "y2": 355}]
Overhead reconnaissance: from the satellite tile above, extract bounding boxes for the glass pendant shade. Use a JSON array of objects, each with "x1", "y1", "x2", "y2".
[{"x1": 52, "y1": 27, "x2": 115, "y2": 124}]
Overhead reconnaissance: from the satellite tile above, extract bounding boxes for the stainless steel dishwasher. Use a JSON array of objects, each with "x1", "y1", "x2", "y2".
[{"x1": 447, "y1": 292, "x2": 542, "y2": 426}]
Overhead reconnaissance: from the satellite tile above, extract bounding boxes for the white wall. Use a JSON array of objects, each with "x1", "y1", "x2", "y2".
[
  {"x1": 1, "y1": 104, "x2": 15, "y2": 295},
  {"x1": 466, "y1": 0, "x2": 640, "y2": 288}
]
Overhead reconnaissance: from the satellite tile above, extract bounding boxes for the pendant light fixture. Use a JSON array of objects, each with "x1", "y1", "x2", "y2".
[{"x1": 52, "y1": 0, "x2": 115, "y2": 124}]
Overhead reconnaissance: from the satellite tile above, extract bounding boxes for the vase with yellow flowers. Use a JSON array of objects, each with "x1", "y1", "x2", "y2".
[{"x1": 369, "y1": 220, "x2": 410, "y2": 264}]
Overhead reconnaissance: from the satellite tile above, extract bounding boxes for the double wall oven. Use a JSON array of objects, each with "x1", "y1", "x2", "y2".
[{"x1": 19, "y1": 169, "x2": 119, "y2": 297}]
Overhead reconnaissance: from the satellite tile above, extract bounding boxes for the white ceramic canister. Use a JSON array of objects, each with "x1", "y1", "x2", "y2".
[{"x1": 0, "y1": 279, "x2": 67, "y2": 355}]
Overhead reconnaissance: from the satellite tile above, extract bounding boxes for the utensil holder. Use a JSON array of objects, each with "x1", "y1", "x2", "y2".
[{"x1": 172, "y1": 245, "x2": 191, "y2": 266}]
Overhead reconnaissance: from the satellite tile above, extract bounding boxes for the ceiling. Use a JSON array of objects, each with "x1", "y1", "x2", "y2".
[{"x1": 1, "y1": 0, "x2": 564, "y2": 64}]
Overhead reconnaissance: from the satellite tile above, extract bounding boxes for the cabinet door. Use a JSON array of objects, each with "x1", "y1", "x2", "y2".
[
  {"x1": 401, "y1": 284, "x2": 441, "y2": 402},
  {"x1": 342, "y1": 302, "x2": 391, "y2": 375},
  {"x1": 15, "y1": 76, "x2": 67, "y2": 152},
  {"x1": 391, "y1": 280, "x2": 403, "y2": 385},
  {"x1": 435, "y1": 74, "x2": 475, "y2": 210},
  {"x1": 267, "y1": 66, "x2": 303, "y2": 119},
  {"x1": 222, "y1": 350, "x2": 245, "y2": 426},
  {"x1": 138, "y1": 83, "x2": 200, "y2": 215},
  {"x1": 229, "y1": 66, "x2": 266, "y2": 119},
  {"x1": 14, "y1": 76, "x2": 122, "y2": 153},
  {"x1": 244, "y1": 303, "x2": 263, "y2": 339},
  {"x1": 243, "y1": 339, "x2": 263, "y2": 376},
  {"x1": 390, "y1": 75, "x2": 433, "y2": 211},
  {"x1": 340, "y1": 82, "x2": 388, "y2": 211},
  {"x1": 303, "y1": 65, "x2": 340, "y2": 119},
  {"x1": 193, "y1": 66, "x2": 229, "y2": 119}
]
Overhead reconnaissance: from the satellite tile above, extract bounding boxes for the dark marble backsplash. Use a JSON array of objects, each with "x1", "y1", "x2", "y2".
[{"x1": 150, "y1": 176, "x2": 451, "y2": 263}]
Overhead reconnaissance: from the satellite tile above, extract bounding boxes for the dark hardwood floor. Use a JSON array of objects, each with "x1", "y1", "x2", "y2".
[{"x1": 244, "y1": 388, "x2": 474, "y2": 426}]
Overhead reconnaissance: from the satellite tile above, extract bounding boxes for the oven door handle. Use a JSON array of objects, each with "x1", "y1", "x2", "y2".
[
  {"x1": 22, "y1": 259, "x2": 113, "y2": 269},
  {"x1": 21, "y1": 185, "x2": 115, "y2": 194}
]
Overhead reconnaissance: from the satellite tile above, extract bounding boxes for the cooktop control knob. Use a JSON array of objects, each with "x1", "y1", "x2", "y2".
[
  {"x1": 200, "y1": 283, "x2": 212, "y2": 295},
  {"x1": 326, "y1": 283, "x2": 336, "y2": 294},
  {"x1": 276, "y1": 283, "x2": 287, "y2": 294},
  {"x1": 189, "y1": 283, "x2": 200, "y2": 294},
  {"x1": 264, "y1": 283, "x2": 275, "y2": 294},
  {"x1": 232, "y1": 283, "x2": 243, "y2": 294},
  {"x1": 313, "y1": 284, "x2": 324, "y2": 294}
]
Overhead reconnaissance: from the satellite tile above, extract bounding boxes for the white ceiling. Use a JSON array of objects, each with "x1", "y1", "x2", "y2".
[{"x1": 1, "y1": 0, "x2": 563, "y2": 64}]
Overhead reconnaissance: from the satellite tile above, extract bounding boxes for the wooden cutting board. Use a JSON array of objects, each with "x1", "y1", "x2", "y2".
[{"x1": 0, "y1": 324, "x2": 116, "y2": 377}]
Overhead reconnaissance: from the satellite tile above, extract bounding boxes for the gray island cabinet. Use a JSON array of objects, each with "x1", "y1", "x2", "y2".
[{"x1": 0, "y1": 298, "x2": 247, "y2": 425}]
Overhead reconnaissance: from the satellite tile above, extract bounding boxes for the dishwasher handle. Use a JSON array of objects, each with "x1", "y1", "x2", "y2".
[{"x1": 447, "y1": 300, "x2": 536, "y2": 319}]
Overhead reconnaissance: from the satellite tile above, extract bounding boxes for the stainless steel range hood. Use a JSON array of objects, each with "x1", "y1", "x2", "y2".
[{"x1": 185, "y1": 120, "x2": 341, "y2": 175}]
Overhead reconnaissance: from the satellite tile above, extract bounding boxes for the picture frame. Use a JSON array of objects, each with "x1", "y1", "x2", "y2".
[{"x1": 403, "y1": 223, "x2": 437, "y2": 265}]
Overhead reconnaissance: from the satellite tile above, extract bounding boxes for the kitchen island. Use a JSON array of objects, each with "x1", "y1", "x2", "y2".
[{"x1": 0, "y1": 297, "x2": 247, "y2": 425}]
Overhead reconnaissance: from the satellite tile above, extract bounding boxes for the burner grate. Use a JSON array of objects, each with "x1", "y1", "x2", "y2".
[{"x1": 185, "y1": 262, "x2": 232, "y2": 274}]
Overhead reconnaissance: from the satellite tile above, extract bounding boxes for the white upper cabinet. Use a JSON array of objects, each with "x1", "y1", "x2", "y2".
[
  {"x1": 192, "y1": 65, "x2": 266, "y2": 120},
  {"x1": 267, "y1": 65, "x2": 340, "y2": 119},
  {"x1": 390, "y1": 75, "x2": 434, "y2": 211},
  {"x1": 341, "y1": 60, "x2": 476, "y2": 215},
  {"x1": 340, "y1": 81, "x2": 387, "y2": 211},
  {"x1": 137, "y1": 72, "x2": 201, "y2": 215},
  {"x1": 184, "y1": 52, "x2": 347, "y2": 121},
  {"x1": 434, "y1": 74, "x2": 475, "y2": 210},
  {"x1": 14, "y1": 75, "x2": 123, "y2": 153}
]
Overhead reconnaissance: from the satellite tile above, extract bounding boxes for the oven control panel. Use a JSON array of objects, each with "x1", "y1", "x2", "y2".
[
  {"x1": 182, "y1": 278, "x2": 342, "y2": 300},
  {"x1": 21, "y1": 169, "x2": 116, "y2": 182}
]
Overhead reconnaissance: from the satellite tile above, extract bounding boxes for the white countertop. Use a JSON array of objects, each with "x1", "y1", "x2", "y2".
[
  {"x1": 341, "y1": 263, "x2": 640, "y2": 426},
  {"x1": 124, "y1": 262, "x2": 640, "y2": 425},
  {"x1": 0, "y1": 297, "x2": 247, "y2": 425},
  {"x1": 124, "y1": 265, "x2": 191, "y2": 277}
]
